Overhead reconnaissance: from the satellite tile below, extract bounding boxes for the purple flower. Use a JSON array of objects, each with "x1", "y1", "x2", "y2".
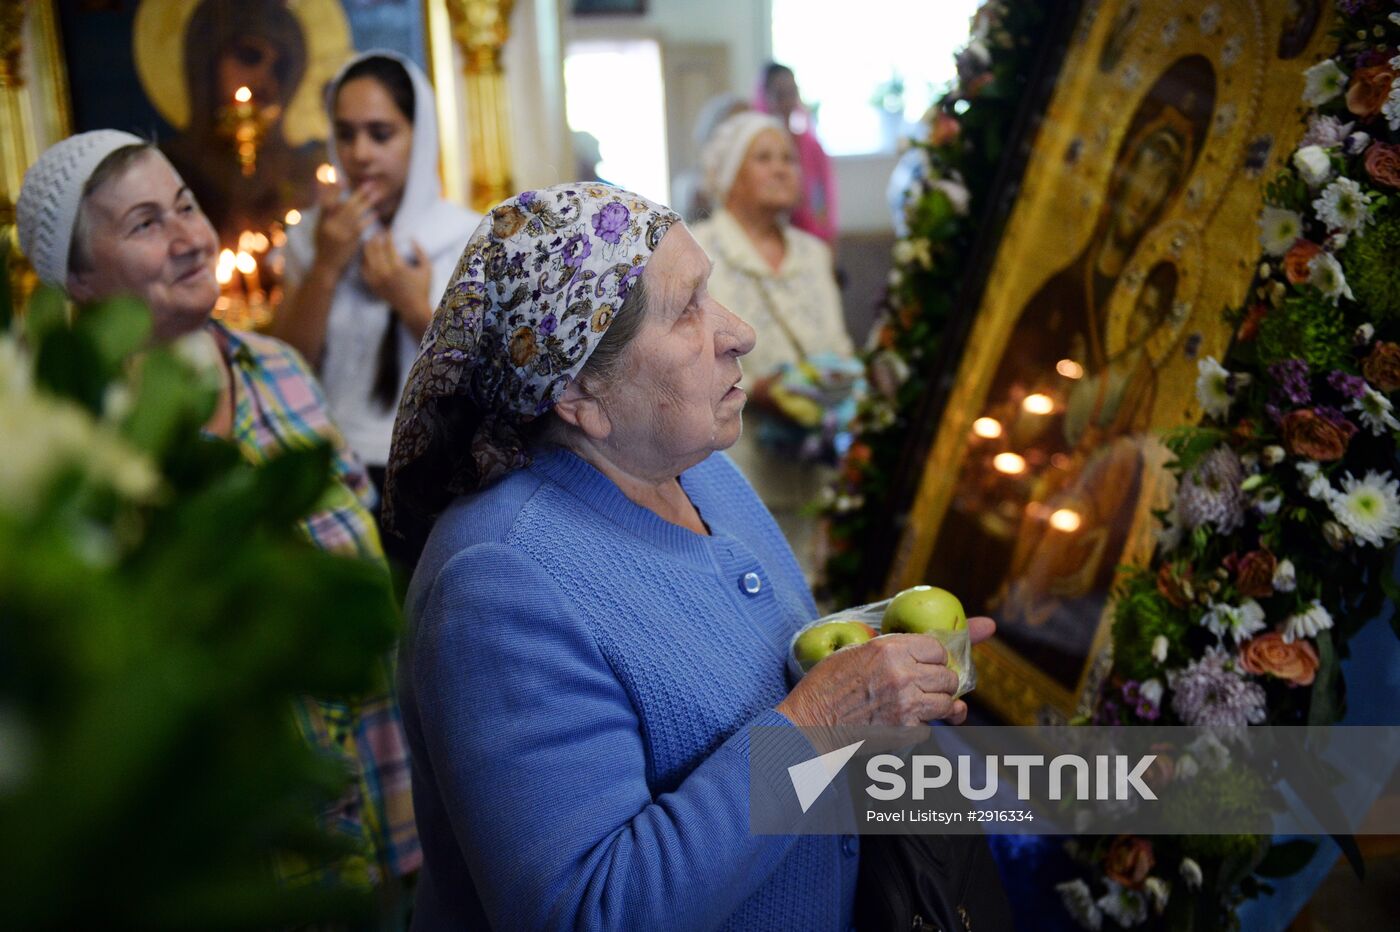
[
  {"x1": 1299, "y1": 115, "x2": 1355, "y2": 149},
  {"x1": 1269, "y1": 359, "x2": 1311, "y2": 406},
  {"x1": 561, "y1": 232, "x2": 592, "y2": 268},
  {"x1": 1327, "y1": 370, "x2": 1366, "y2": 400},
  {"x1": 1265, "y1": 403, "x2": 1284, "y2": 424},
  {"x1": 591, "y1": 202, "x2": 631, "y2": 244},
  {"x1": 519, "y1": 190, "x2": 537, "y2": 206},
  {"x1": 1122, "y1": 680, "x2": 1142, "y2": 704},
  {"x1": 1178, "y1": 447, "x2": 1247, "y2": 534},
  {"x1": 539, "y1": 313, "x2": 557, "y2": 335},
  {"x1": 1168, "y1": 649, "x2": 1267, "y2": 727},
  {"x1": 1136, "y1": 699, "x2": 1161, "y2": 721}
]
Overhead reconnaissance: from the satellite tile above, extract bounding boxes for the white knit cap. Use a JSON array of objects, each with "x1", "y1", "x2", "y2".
[
  {"x1": 17, "y1": 130, "x2": 146, "y2": 287},
  {"x1": 700, "y1": 112, "x2": 789, "y2": 207}
]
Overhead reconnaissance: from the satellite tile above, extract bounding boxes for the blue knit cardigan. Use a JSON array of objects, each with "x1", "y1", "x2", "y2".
[{"x1": 398, "y1": 447, "x2": 857, "y2": 930}]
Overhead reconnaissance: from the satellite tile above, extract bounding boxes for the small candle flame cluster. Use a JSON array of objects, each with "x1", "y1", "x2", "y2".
[
  {"x1": 963, "y1": 358, "x2": 1087, "y2": 535},
  {"x1": 211, "y1": 208, "x2": 305, "y2": 330}
]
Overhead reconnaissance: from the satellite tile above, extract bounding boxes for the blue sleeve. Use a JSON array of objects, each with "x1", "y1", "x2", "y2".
[{"x1": 411, "y1": 542, "x2": 814, "y2": 931}]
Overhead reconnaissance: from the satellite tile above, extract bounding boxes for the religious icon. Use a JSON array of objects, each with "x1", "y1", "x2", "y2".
[
  {"x1": 926, "y1": 55, "x2": 1215, "y2": 691},
  {"x1": 133, "y1": 0, "x2": 353, "y2": 245}
]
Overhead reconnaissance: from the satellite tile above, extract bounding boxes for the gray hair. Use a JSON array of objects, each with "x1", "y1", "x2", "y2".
[{"x1": 67, "y1": 143, "x2": 157, "y2": 276}]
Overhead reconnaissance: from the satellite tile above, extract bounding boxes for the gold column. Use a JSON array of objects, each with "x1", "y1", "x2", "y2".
[
  {"x1": 445, "y1": 0, "x2": 516, "y2": 213},
  {"x1": 2, "y1": 0, "x2": 72, "y2": 303}
]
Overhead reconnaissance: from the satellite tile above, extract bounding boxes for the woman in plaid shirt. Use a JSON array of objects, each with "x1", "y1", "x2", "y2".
[{"x1": 16, "y1": 131, "x2": 419, "y2": 895}]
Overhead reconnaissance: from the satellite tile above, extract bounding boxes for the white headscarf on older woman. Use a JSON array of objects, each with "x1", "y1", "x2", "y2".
[{"x1": 699, "y1": 112, "x2": 791, "y2": 210}]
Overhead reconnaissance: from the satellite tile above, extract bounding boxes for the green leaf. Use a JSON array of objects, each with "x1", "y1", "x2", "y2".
[
  {"x1": 1308, "y1": 629, "x2": 1341, "y2": 725},
  {"x1": 77, "y1": 297, "x2": 152, "y2": 371},
  {"x1": 32, "y1": 327, "x2": 106, "y2": 412},
  {"x1": 24, "y1": 284, "x2": 69, "y2": 346},
  {"x1": 1253, "y1": 839, "x2": 1319, "y2": 878}
]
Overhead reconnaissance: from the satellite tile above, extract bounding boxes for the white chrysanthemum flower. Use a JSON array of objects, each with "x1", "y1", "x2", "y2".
[
  {"x1": 1180, "y1": 858, "x2": 1203, "y2": 890},
  {"x1": 1257, "y1": 207, "x2": 1302, "y2": 256},
  {"x1": 1151, "y1": 635, "x2": 1169, "y2": 664},
  {"x1": 1350, "y1": 385, "x2": 1400, "y2": 436},
  {"x1": 1313, "y1": 177, "x2": 1372, "y2": 233},
  {"x1": 1202, "y1": 598, "x2": 1267, "y2": 644},
  {"x1": 1385, "y1": 84, "x2": 1400, "y2": 132},
  {"x1": 1141, "y1": 678, "x2": 1164, "y2": 707},
  {"x1": 1329, "y1": 470, "x2": 1400, "y2": 546},
  {"x1": 1057, "y1": 879, "x2": 1103, "y2": 931},
  {"x1": 1283, "y1": 600, "x2": 1334, "y2": 644},
  {"x1": 934, "y1": 179, "x2": 971, "y2": 216},
  {"x1": 1262, "y1": 445, "x2": 1286, "y2": 466},
  {"x1": 1306, "y1": 471, "x2": 1334, "y2": 501},
  {"x1": 1355, "y1": 322, "x2": 1376, "y2": 346},
  {"x1": 1195, "y1": 356, "x2": 1233, "y2": 419},
  {"x1": 1303, "y1": 60, "x2": 1347, "y2": 106},
  {"x1": 1256, "y1": 491, "x2": 1283, "y2": 516},
  {"x1": 1144, "y1": 877, "x2": 1170, "y2": 915},
  {"x1": 1293, "y1": 145, "x2": 1333, "y2": 187},
  {"x1": 1308, "y1": 252, "x2": 1354, "y2": 304},
  {"x1": 1273, "y1": 558, "x2": 1297, "y2": 593},
  {"x1": 1097, "y1": 882, "x2": 1148, "y2": 928}
]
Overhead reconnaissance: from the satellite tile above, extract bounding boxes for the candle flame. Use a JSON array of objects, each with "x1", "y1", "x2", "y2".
[
  {"x1": 1022, "y1": 393, "x2": 1055, "y2": 415},
  {"x1": 993, "y1": 452, "x2": 1027, "y2": 475},
  {"x1": 1056, "y1": 359, "x2": 1085, "y2": 379},
  {"x1": 234, "y1": 86, "x2": 252, "y2": 103},
  {"x1": 216, "y1": 249, "x2": 236, "y2": 285},
  {"x1": 316, "y1": 163, "x2": 337, "y2": 185},
  {"x1": 1049, "y1": 508, "x2": 1082, "y2": 532},
  {"x1": 235, "y1": 251, "x2": 257, "y2": 275},
  {"x1": 972, "y1": 416, "x2": 1003, "y2": 439},
  {"x1": 284, "y1": 208, "x2": 302, "y2": 225}
]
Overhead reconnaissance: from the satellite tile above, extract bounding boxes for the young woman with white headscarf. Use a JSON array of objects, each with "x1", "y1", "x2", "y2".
[
  {"x1": 691, "y1": 112, "x2": 854, "y2": 581},
  {"x1": 274, "y1": 50, "x2": 480, "y2": 544}
]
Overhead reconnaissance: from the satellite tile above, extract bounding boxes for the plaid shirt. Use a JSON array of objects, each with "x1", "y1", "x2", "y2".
[{"x1": 212, "y1": 322, "x2": 421, "y2": 884}]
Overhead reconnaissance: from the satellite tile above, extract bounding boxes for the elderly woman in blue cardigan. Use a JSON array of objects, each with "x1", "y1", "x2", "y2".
[{"x1": 383, "y1": 183, "x2": 995, "y2": 930}]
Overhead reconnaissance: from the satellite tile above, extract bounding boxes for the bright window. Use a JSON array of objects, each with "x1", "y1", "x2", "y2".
[
  {"x1": 564, "y1": 39, "x2": 670, "y2": 203},
  {"x1": 770, "y1": 0, "x2": 982, "y2": 156}
]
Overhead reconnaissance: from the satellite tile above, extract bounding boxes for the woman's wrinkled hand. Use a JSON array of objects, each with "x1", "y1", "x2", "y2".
[
  {"x1": 777, "y1": 616, "x2": 996, "y2": 729},
  {"x1": 313, "y1": 179, "x2": 376, "y2": 274}
]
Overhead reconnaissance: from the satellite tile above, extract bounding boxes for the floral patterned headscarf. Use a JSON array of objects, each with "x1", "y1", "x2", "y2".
[{"x1": 383, "y1": 182, "x2": 680, "y2": 542}]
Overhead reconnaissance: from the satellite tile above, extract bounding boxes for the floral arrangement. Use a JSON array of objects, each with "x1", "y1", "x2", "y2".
[
  {"x1": 820, "y1": 0, "x2": 1051, "y2": 604},
  {"x1": 0, "y1": 281, "x2": 396, "y2": 927},
  {"x1": 1058, "y1": 3, "x2": 1400, "y2": 928}
]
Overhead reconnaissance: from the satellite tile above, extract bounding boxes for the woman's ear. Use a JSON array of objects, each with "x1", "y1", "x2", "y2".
[
  {"x1": 66, "y1": 269, "x2": 97, "y2": 304},
  {"x1": 550, "y1": 378, "x2": 612, "y2": 440}
]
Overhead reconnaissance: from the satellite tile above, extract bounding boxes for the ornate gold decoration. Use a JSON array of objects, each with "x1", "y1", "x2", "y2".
[
  {"x1": 445, "y1": 0, "x2": 516, "y2": 211},
  {"x1": 887, "y1": 0, "x2": 1336, "y2": 724},
  {"x1": 132, "y1": 0, "x2": 351, "y2": 147}
]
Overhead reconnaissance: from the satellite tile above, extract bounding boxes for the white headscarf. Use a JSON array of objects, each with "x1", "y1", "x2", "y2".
[{"x1": 699, "y1": 112, "x2": 790, "y2": 208}]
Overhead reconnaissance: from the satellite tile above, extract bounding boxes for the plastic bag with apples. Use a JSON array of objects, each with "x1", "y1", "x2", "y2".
[{"x1": 787, "y1": 586, "x2": 976, "y2": 699}]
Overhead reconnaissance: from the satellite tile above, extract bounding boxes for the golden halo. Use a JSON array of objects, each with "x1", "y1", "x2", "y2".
[{"x1": 133, "y1": 0, "x2": 351, "y2": 147}]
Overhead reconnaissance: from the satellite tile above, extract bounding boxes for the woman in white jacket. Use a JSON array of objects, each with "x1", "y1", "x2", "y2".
[{"x1": 275, "y1": 50, "x2": 479, "y2": 550}]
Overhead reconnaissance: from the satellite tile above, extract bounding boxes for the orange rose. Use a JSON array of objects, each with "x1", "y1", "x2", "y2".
[
  {"x1": 1281, "y1": 408, "x2": 1353, "y2": 461},
  {"x1": 1156, "y1": 562, "x2": 1194, "y2": 609},
  {"x1": 842, "y1": 442, "x2": 873, "y2": 485},
  {"x1": 1238, "y1": 303, "x2": 1269, "y2": 343},
  {"x1": 1362, "y1": 341, "x2": 1400, "y2": 392},
  {"x1": 1364, "y1": 142, "x2": 1400, "y2": 188},
  {"x1": 1104, "y1": 836, "x2": 1156, "y2": 889},
  {"x1": 1234, "y1": 550, "x2": 1277, "y2": 600},
  {"x1": 1239, "y1": 632, "x2": 1319, "y2": 686},
  {"x1": 1284, "y1": 240, "x2": 1322, "y2": 285},
  {"x1": 1347, "y1": 64, "x2": 1398, "y2": 119},
  {"x1": 929, "y1": 111, "x2": 960, "y2": 147}
]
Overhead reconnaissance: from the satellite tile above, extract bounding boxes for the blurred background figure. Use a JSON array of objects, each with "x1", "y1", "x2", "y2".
[
  {"x1": 754, "y1": 62, "x2": 837, "y2": 245},
  {"x1": 692, "y1": 112, "x2": 856, "y2": 582},
  {"x1": 571, "y1": 129, "x2": 607, "y2": 182},
  {"x1": 671, "y1": 92, "x2": 749, "y2": 222},
  {"x1": 273, "y1": 51, "x2": 480, "y2": 564}
]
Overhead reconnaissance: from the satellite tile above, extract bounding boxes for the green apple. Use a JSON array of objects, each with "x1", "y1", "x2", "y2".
[
  {"x1": 881, "y1": 586, "x2": 967, "y2": 634},
  {"x1": 793, "y1": 620, "x2": 877, "y2": 672}
]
